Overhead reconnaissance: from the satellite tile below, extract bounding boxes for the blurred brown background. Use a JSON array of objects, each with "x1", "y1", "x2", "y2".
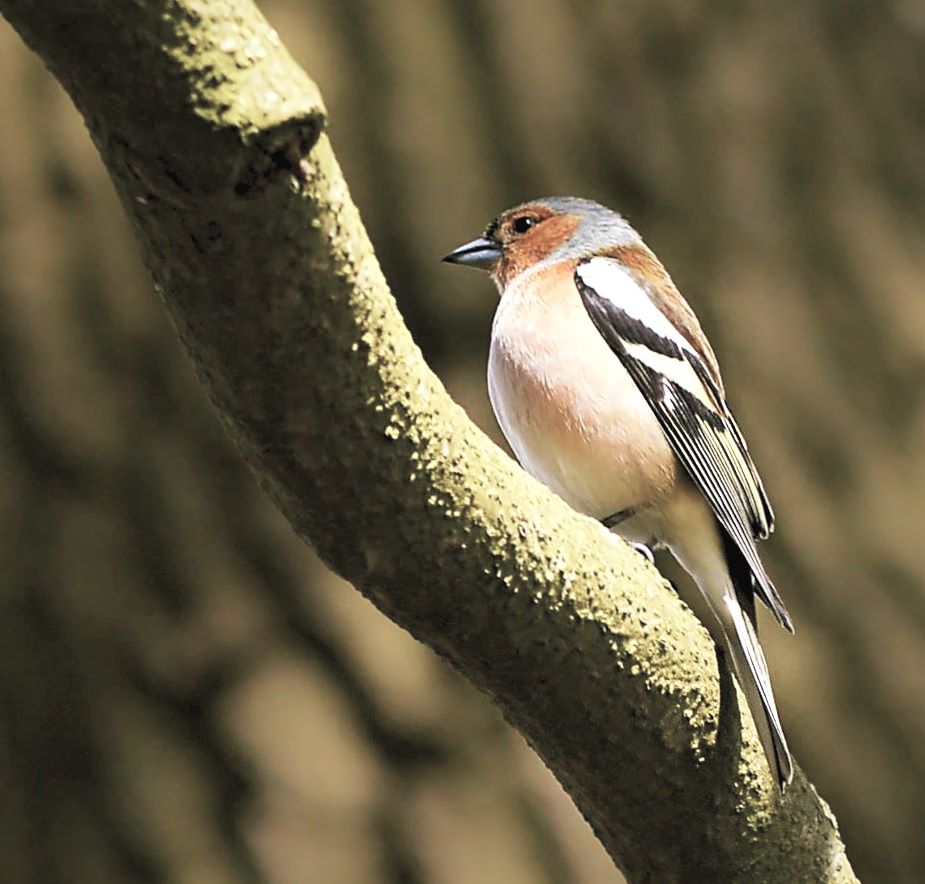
[{"x1": 1, "y1": 1, "x2": 924, "y2": 882}]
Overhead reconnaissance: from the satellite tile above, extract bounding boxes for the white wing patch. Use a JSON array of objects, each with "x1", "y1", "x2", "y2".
[
  {"x1": 623, "y1": 340, "x2": 707, "y2": 399},
  {"x1": 576, "y1": 257, "x2": 695, "y2": 355},
  {"x1": 576, "y1": 258, "x2": 706, "y2": 399}
]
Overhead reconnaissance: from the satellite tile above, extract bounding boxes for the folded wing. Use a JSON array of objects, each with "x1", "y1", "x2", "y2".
[{"x1": 575, "y1": 256, "x2": 792, "y2": 632}]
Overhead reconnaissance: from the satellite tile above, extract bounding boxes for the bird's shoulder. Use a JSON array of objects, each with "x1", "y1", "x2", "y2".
[{"x1": 588, "y1": 244, "x2": 724, "y2": 395}]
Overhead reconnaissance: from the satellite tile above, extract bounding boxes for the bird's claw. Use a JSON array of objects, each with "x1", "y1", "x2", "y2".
[{"x1": 629, "y1": 542, "x2": 655, "y2": 563}]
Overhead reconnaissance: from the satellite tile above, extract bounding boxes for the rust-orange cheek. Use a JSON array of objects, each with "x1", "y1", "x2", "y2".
[{"x1": 497, "y1": 213, "x2": 582, "y2": 288}]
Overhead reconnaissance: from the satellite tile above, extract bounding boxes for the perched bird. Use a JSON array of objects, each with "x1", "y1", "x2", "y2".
[{"x1": 443, "y1": 197, "x2": 794, "y2": 789}]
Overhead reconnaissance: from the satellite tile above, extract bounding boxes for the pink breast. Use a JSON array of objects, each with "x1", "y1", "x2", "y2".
[{"x1": 488, "y1": 265, "x2": 677, "y2": 518}]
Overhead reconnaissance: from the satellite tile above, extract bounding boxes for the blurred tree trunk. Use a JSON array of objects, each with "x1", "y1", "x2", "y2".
[{"x1": 0, "y1": 0, "x2": 923, "y2": 883}]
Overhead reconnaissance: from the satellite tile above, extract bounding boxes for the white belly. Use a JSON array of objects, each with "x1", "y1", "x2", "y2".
[{"x1": 487, "y1": 272, "x2": 678, "y2": 522}]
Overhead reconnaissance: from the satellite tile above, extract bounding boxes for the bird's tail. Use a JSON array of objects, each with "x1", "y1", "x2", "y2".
[{"x1": 719, "y1": 584, "x2": 793, "y2": 790}]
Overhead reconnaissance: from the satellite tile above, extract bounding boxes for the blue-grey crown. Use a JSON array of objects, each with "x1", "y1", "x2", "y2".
[{"x1": 503, "y1": 196, "x2": 642, "y2": 262}]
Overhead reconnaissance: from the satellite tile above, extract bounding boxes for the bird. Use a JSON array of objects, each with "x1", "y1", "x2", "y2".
[{"x1": 443, "y1": 196, "x2": 794, "y2": 789}]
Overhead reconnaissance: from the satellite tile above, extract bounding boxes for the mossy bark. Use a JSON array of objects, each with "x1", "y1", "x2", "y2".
[{"x1": 0, "y1": 1, "x2": 858, "y2": 881}]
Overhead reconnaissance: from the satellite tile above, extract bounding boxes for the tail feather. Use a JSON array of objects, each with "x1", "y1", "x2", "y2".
[
  {"x1": 666, "y1": 502, "x2": 794, "y2": 789},
  {"x1": 721, "y1": 590, "x2": 793, "y2": 789}
]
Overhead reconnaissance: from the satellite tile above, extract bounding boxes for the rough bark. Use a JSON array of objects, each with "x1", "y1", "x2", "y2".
[{"x1": 0, "y1": 2, "x2": 858, "y2": 882}]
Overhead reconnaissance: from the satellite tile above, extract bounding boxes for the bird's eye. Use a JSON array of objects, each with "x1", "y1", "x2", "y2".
[{"x1": 511, "y1": 215, "x2": 537, "y2": 234}]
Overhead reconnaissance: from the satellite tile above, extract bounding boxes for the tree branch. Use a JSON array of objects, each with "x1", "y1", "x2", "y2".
[{"x1": 0, "y1": 1, "x2": 858, "y2": 881}]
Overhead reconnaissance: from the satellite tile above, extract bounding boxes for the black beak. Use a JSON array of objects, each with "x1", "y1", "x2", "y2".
[{"x1": 441, "y1": 236, "x2": 502, "y2": 270}]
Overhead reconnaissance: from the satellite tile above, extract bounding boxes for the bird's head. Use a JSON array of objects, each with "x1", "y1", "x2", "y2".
[{"x1": 443, "y1": 196, "x2": 641, "y2": 288}]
